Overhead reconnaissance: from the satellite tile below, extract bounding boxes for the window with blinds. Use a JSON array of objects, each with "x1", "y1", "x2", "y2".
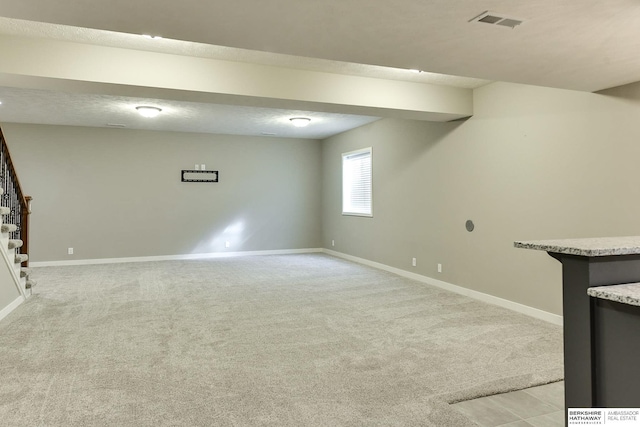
[{"x1": 342, "y1": 147, "x2": 372, "y2": 217}]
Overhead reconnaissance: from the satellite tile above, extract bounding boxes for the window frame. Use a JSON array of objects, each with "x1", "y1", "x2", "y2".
[{"x1": 341, "y1": 147, "x2": 373, "y2": 217}]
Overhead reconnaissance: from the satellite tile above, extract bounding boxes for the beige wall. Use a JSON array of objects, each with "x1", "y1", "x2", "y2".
[
  {"x1": 322, "y1": 82, "x2": 640, "y2": 316},
  {"x1": 3, "y1": 124, "x2": 322, "y2": 262}
]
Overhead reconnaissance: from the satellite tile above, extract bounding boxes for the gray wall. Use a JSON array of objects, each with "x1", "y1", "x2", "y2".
[
  {"x1": 3, "y1": 124, "x2": 322, "y2": 261},
  {"x1": 7, "y1": 80, "x2": 640, "y2": 316},
  {"x1": 322, "y1": 82, "x2": 640, "y2": 316}
]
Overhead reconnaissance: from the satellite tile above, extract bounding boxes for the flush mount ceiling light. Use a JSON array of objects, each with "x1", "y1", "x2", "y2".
[
  {"x1": 290, "y1": 117, "x2": 311, "y2": 127},
  {"x1": 136, "y1": 106, "x2": 162, "y2": 118}
]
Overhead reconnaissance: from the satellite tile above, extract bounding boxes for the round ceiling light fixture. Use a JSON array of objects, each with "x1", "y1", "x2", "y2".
[
  {"x1": 136, "y1": 106, "x2": 162, "y2": 118},
  {"x1": 289, "y1": 117, "x2": 311, "y2": 127}
]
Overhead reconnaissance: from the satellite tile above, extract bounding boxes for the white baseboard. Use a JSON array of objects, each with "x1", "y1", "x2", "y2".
[
  {"x1": 323, "y1": 249, "x2": 563, "y2": 326},
  {"x1": 0, "y1": 296, "x2": 24, "y2": 323},
  {"x1": 29, "y1": 248, "x2": 324, "y2": 267}
]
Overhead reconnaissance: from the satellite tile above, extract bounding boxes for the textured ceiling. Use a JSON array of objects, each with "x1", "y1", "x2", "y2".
[
  {"x1": 0, "y1": 87, "x2": 380, "y2": 139},
  {"x1": 0, "y1": 17, "x2": 485, "y2": 139},
  {"x1": 0, "y1": 1, "x2": 637, "y2": 138},
  {"x1": 0, "y1": 0, "x2": 638, "y2": 92},
  {"x1": 0, "y1": 17, "x2": 489, "y2": 90}
]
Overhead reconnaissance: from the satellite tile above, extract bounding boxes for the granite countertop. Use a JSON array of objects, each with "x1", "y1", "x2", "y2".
[
  {"x1": 514, "y1": 236, "x2": 640, "y2": 257},
  {"x1": 588, "y1": 283, "x2": 640, "y2": 307}
]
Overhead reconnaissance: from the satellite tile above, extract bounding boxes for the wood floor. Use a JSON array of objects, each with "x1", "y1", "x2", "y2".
[{"x1": 451, "y1": 381, "x2": 564, "y2": 427}]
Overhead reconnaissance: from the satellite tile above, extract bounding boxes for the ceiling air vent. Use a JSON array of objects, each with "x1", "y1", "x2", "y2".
[{"x1": 469, "y1": 11, "x2": 523, "y2": 29}]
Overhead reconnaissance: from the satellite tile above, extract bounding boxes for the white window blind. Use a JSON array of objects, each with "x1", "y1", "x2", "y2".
[{"x1": 342, "y1": 147, "x2": 372, "y2": 217}]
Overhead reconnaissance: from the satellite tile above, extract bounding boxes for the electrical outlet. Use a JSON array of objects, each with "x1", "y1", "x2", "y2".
[
  {"x1": 194, "y1": 164, "x2": 200, "y2": 170},
  {"x1": 68, "y1": 247, "x2": 74, "y2": 255},
  {"x1": 412, "y1": 257, "x2": 417, "y2": 267},
  {"x1": 225, "y1": 241, "x2": 230, "y2": 248},
  {"x1": 331, "y1": 240, "x2": 335, "y2": 247},
  {"x1": 201, "y1": 164, "x2": 206, "y2": 170},
  {"x1": 437, "y1": 263, "x2": 442, "y2": 273}
]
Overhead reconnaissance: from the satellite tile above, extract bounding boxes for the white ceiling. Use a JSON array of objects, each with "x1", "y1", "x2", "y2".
[
  {"x1": 0, "y1": 16, "x2": 487, "y2": 139},
  {"x1": 0, "y1": 87, "x2": 380, "y2": 139},
  {"x1": 0, "y1": 0, "x2": 638, "y2": 138}
]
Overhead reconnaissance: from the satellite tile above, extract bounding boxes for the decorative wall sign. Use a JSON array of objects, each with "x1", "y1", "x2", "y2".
[{"x1": 181, "y1": 170, "x2": 219, "y2": 183}]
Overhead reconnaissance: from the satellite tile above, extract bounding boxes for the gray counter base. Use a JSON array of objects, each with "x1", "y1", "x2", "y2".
[{"x1": 592, "y1": 298, "x2": 640, "y2": 407}]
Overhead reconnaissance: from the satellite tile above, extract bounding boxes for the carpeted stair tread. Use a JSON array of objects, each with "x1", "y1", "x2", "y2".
[
  {"x1": 14, "y1": 253, "x2": 28, "y2": 264},
  {"x1": 25, "y1": 280, "x2": 36, "y2": 289},
  {"x1": 1, "y1": 223, "x2": 17, "y2": 233},
  {"x1": 0, "y1": 206, "x2": 9, "y2": 215},
  {"x1": 8, "y1": 239, "x2": 23, "y2": 249}
]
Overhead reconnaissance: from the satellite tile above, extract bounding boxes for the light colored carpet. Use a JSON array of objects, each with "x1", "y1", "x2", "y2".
[{"x1": 0, "y1": 254, "x2": 563, "y2": 426}]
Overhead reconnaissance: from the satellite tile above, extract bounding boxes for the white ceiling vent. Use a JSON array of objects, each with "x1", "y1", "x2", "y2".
[{"x1": 469, "y1": 11, "x2": 523, "y2": 29}]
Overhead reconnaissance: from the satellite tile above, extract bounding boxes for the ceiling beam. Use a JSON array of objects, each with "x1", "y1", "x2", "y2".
[{"x1": 0, "y1": 34, "x2": 473, "y2": 122}]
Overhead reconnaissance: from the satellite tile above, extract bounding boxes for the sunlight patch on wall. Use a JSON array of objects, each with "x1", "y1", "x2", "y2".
[{"x1": 191, "y1": 219, "x2": 246, "y2": 254}]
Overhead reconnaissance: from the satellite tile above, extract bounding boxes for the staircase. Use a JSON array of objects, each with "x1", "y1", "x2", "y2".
[
  {"x1": 0, "y1": 187, "x2": 35, "y2": 295},
  {"x1": 0, "y1": 126, "x2": 34, "y2": 305}
]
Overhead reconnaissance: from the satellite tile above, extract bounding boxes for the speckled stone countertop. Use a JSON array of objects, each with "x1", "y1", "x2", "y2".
[
  {"x1": 514, "y1": 236, "x2": 640, "y2": 257},
  {"x1": 588, "y1": 283, "x2": 640, "y2": 307}
]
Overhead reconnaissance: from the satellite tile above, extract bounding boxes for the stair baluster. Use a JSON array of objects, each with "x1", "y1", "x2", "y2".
[{"x1": 0, "y1": 127, "x2": 31, "y2": 266}]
